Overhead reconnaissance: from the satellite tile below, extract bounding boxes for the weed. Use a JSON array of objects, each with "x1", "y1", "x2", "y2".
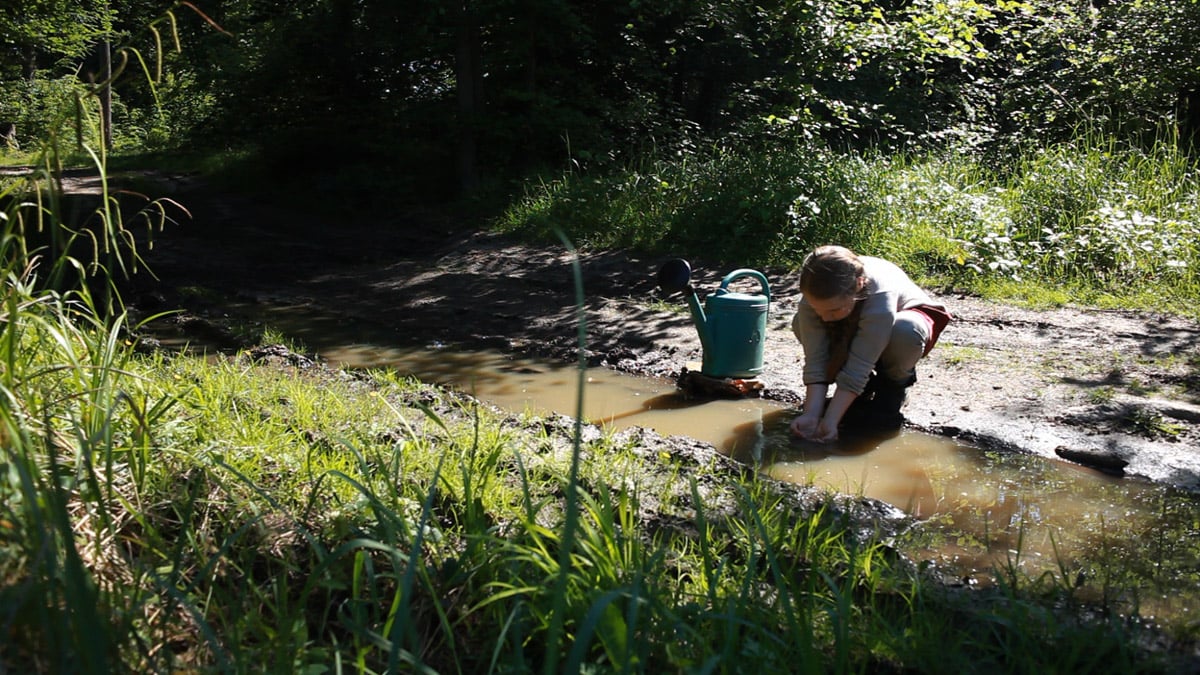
[
  {"x1": 645, "y1": 297, "x2": 688, "y2": 314},
  {"x1": 1125, "y1": 407, "x2": 1184, "y2": 439},
  {"x1": 1127, "y1": 378, "x2": 1158, "y2": 396},
  {"x1": 937, "y1": 344, "x2": 985, "y2": 366}
]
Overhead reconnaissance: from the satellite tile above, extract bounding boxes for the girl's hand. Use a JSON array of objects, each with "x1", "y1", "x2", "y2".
[
  {"x1": 812, "y1": 419, "x2": 839, "y2": 443},
  {"x1": 789, "y1": 412, "x2": 821, "y2": 439},
  {"x1": 793, "y1": 416, "x2": 838, "y2": 443}
]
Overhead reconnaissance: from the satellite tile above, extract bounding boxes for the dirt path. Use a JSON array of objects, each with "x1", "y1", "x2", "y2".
[{"x1": 130, "y1": 174, "x2": 1200, "y2": 493}]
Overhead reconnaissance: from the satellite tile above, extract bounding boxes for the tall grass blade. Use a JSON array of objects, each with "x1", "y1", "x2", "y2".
[{"x1": 543, "y1": 229, "x2": 588, "y2": 674}]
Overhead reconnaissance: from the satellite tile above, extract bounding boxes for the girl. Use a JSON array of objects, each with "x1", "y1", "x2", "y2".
[{"x1": 789, "y1": 245, "x2": 951, "y2": 442}]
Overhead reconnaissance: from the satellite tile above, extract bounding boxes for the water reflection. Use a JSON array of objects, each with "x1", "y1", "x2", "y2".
[{"x1": 596, "y1": 392, "x2": 708, "y2": 420}]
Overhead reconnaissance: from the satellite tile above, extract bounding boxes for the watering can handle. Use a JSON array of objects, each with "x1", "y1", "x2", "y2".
[{"x1": 718, "y1": 269, "x2": 770, "y2": 301}]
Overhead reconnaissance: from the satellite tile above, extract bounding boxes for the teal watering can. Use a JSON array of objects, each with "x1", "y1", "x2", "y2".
[{"x1": 657, "y1": 259, "x2": 771, "y2": 378}]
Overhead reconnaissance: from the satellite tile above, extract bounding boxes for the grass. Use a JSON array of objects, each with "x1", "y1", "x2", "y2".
[
  {"x1": 645, "y1": 297, "x2": 689, "y2": 314},
  {"x1": 935, "y1": 344, "x2": 986, "y2": 367},
  {"x1": 1086, "y1": 386, "x2": 1118, "y2": 405},
  {"x1": 3, "y1": 284, "x2": 1194, "y2": 671},
  {"x1": 498, "y1": 133, "x2": 1200, "y2": 318},
  {"x1": 1124, "y1": 407, "x2": 1185, "y2": 439}
]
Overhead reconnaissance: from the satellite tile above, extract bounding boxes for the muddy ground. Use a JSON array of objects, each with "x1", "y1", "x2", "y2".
[{"x1": 107, "y1": 172, "x2": 1200, "y2": 495}]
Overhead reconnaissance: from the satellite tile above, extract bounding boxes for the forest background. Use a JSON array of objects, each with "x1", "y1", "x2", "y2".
[{"x1": 4, "y1": 0, "x2": 1200, "y2": 306}]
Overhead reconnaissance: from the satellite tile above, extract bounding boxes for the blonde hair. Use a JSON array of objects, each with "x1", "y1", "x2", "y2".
[{"x1": 799, "y1": 245, "x2": 865, "y2": 300}]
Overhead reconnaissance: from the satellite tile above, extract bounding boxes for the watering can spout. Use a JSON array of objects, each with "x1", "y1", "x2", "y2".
[{"x1": 656, "y1": 258, "x2": 713, "y2": 353}]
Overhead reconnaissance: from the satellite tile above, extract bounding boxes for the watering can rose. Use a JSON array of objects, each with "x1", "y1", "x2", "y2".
[{"x1": 657, "y1": 259, "x2": 771, "y2": 379}]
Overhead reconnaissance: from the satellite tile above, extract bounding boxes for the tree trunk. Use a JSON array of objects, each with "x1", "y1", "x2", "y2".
[
  {"x1": 1179, "y1": 89, "x2": 1200, "y2": 152},
  {"x1": 455, "y1": 5, "x2": 482, "y2": 195},
  {"x1": 22, "y1": 45, "x2": 36, "y2": 81}
]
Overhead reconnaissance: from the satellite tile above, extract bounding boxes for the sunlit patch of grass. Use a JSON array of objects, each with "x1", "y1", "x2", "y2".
[
  {"x1": 1086, "y1": 386, "x2": 1118, "y2": 405},
  {"x1": 936, "y1": 344, "x2": 985, "y2": 366},
  {"x1": 501, "y1": 132, "x2": 1200, "y2": 319},
  {"x1": 497, "y1": 139, "x2": 882, "y2": 267},
  {"x1": 645, "y1": 297, "x2": 692, "y2": 316},
  {"x1": 256, "y1": 326, "x2": 305, "y2": 351},
  {"x1": 957, "y1": 278, "x2": 1076, "y2": 308}
]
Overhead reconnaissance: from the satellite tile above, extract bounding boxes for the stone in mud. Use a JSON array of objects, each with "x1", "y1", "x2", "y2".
[
  {"x1": 244, "y1": 343, "x2": 319, "y2": 369},
  {"x1": 1054, "y1": 445, "x2": 1129, "y2": 476}
]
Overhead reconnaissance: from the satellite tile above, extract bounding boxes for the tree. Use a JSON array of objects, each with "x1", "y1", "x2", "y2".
[{"x1": 0, "y1": 0, "x2": 111, "y2": 80}]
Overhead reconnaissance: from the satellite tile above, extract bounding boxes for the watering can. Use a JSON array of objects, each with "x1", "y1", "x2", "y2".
[{"x1": 657, "y1": 259, "x2": 771, "y2": 379}]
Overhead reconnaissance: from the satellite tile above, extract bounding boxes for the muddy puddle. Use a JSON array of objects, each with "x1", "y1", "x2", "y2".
[{"x1": 167, "y1": 303, "x2": 1200, "y2": 625}]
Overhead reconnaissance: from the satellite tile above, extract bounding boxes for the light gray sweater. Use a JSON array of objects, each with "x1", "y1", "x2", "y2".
[{"x1": 791, "y1": 256, "x2": 947, "y2": 394}]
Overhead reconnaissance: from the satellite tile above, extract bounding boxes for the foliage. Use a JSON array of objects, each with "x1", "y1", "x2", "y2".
[
  {"x1": 3, "y1": 3, "x2": 1199, "y2": 672},
  {"x1": 1001, "y1": 0, "x2": 1200, "y2": 145},
  {"x1": 0, "y1": 0, "x2": 113, "y2": 79},
  {"x1": 0, "y1": 75, "x2": 94, "y2": 149},
  {"x1": 826, "y1": 0, "x2": 1200, "y2": 150},
  {"x1": 143, "y1": 0, "x2": 1194, "y2": 197},
  {"x1": 498, "y1": 133, "x2": 881, "y2": 266},
  {"x1": 6, "y1": 1, "x2": 1200, "y2": 201},
  {"x1": 0, "y1": 1, "x2": 223, "y2": 158},
  {"x1": 501, "y1": 131, "x2": 1200, "y2": 315},
  {"x1": 876, "y1": 134, "x2": 1200, "y2": 301},
  {"x1": 0, "y1": 0, "x2": 203, "y2": 308}
]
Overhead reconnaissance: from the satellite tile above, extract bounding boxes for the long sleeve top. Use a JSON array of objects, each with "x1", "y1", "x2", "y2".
[{"x1": 791, "y1": 256, "x2": 947, "y2": 395}]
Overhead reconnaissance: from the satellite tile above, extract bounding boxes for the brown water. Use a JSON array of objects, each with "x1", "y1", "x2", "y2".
[{"x1": 212, "y1": 304, "x2": 1199, "y2": 623}]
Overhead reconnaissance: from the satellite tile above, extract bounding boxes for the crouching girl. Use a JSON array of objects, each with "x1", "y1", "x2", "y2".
[{"x1": 790, "y1": 245, "x2": 951, "y2": 443}]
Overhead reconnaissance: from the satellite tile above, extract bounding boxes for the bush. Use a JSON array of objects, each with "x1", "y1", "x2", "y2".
[
  {"x1": 499, "y1": 137, "x2": 883, "y2": 266},
  {"x1": 0, "y1": 75, "x2": 98, "y2": 152}
]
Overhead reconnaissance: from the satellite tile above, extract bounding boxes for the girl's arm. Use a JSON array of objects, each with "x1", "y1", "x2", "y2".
[
  {"x1": 790, "y1": 382, "x2": 829, "y2": 438},
  {"x1": 816, "y1": 386, "x2": 859, "y2": 441}
]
